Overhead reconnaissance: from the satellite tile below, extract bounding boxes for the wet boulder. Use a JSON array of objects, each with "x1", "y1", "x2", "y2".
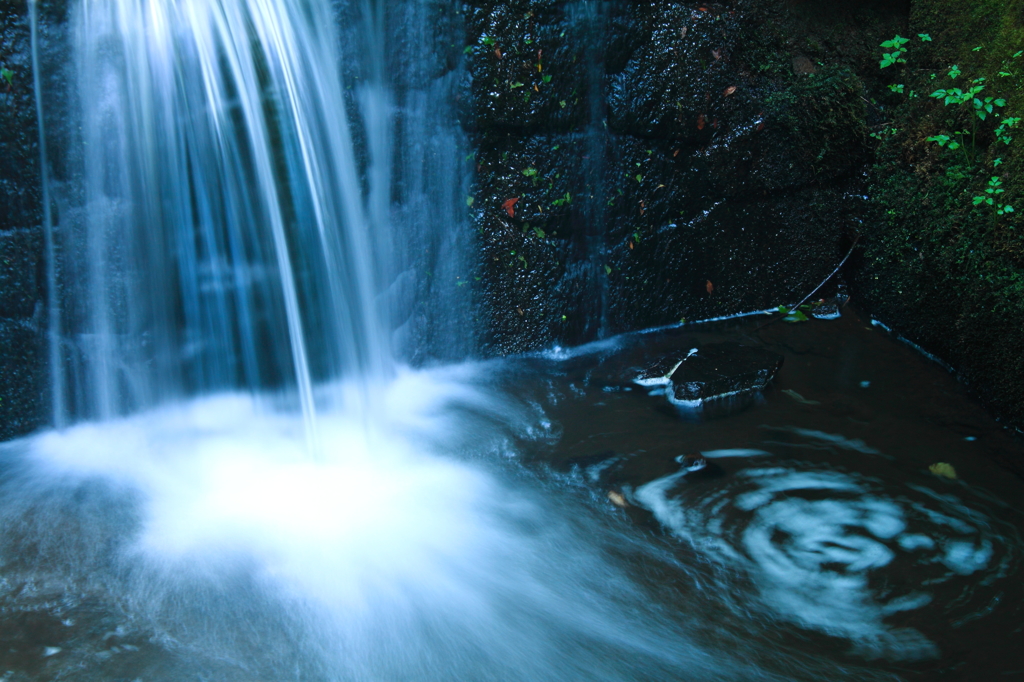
[{"x1": 636, "y1": 343, "x2": 783, "y2": 404}]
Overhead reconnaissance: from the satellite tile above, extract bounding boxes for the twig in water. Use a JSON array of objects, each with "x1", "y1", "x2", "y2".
[{"x1": 756, "y1": 235, "x2": 861, "y2": 331}]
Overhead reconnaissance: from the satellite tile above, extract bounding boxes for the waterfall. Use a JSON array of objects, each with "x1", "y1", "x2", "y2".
[{"x1": 54, "y1": 0, "x2": 404, "y2": 440}]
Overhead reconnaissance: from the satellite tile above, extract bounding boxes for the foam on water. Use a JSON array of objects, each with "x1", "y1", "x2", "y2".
[{"x1": 1, "y1": 366, "x2": 847, "y2": 682}]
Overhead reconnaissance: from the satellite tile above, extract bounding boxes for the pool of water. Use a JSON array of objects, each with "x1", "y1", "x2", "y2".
[{"x1": 1, "y1": 307, "x2": 1021, "y2": 681}]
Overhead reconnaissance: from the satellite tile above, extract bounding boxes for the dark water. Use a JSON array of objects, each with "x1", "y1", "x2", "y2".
[
  {"x1": 505, "y1": 306, "x2": 1024, "y2": 680},
  {"x1": 1, "y1": 307, "x2": 1022, "y2": 681}
]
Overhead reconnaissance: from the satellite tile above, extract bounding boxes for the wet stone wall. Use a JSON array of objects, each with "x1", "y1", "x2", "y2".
[
  {"x1": 0, "y1": 1, "x2": 45, "y2": 441},
  {"x1": 462, "y1": 0, "x2": 898, "y2": 355}
]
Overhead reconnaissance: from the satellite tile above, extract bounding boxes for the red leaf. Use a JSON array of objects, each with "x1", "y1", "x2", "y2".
[
  {"x1": 697, "y1": 114, "x2": 705, "y2": 130},
  {"x1": 698, "y1": 6, "x2": 708, "y2": 11},
  {"x1": 502, "y1": 197, "x2": 519, "y2": 217},
  {"x1": 706, "y1": 280, "x2": 714, "y2": 294},
  {"x1": 756, "y1": 122, "x2": 765, "y2": 132}
]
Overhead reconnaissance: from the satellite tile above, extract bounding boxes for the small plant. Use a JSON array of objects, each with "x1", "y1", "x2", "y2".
[
  {"x1": 879, "y1": 35, "x2": 911, "y2": 68},
  {"x1": 551, "y1": 191, "x2": 572, "y2": 208},
  {"x1": 973, "y1": 176, "x2": 1015, "y2": 215}
]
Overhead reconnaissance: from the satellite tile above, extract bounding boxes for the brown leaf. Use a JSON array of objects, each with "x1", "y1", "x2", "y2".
[
  {"x1": 698, "y1": 6, "x2": 708, "y2": 11},
  {"x1": 517, "y1": 307, "x2": 524, "y2": 316},
  {"x1": 628, "y1": 240, "x2": 634, "y2": 250},
  {"x1": 494, "y1": 47, "x2": 502, "y2": 59},
  {"x1": 697, "y1": 114, "x2": 705, "y2": 130},
  {"x1": 502, "y1": 197, "x2": 519, "y2": 217},
  {"x1": 706, "y1": 280, "x2": 714, "y2": 294},
  {"x1": 672, "y1": 148, "x2": 680, "y2": 157},
  {"x1": 723, "y1": 85, "x2": 737, "y2": 97},
  {"x1": 711, "y1": 48, "x2": 721, "y2": 61},
  {"x1": 756, "y1": 122, "x2": 765, "y2": 132}
]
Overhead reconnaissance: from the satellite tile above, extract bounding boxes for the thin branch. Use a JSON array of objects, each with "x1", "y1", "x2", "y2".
[{"x1": 756, "y1": 235, "x2": 861, "y2": 330}]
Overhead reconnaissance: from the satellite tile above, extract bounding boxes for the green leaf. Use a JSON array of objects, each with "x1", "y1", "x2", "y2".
[
  {"x1": 510, "y1": 81, "x2": 524, "y2": 89},
  {"x1": 465, "y1": 196, "x2": 474, "y2": 207},
  {"x1": 604, "y1": 265, "x2": 612, "y2": 275},
  {"x1": 948, "y1": 141, "x2": 961, "y2": 150},
  {"x1": 0, "y1": 68, "x2": 12, "y2": 86},
  {"x1": 784, "y1": 309, "x2": 809, "y2": 323},
  {"x1": 994, "y1": 157, "x2": 1004, "y2": 167},
  {"x1": 635, "y1": 174, "x2": 642, "y2": 183},
  {"x1": 995, "y1": 98, "x2": 1007, "y2": 107},
  {"x1": 559, "y1": 100, "x2": 567, "y2": 108},
  {"x1": 542, "y1": 74, "x2": 552, "y2": 83},
  {"x1": 532, "y1": 225, "x2": 546, "y2": 238},
  {"x1": 1004, "y1": 205, "x2": 1014, "y2": 213},
  {"x1": 973, "y1": 196, "x2": 987, "y2": 205},
  {"x1": 463, "y1": 46, "x2": 474, "y2": 54},
  {"x1": 522, "y1": 167, "x2": 537, "y2": 177},
  {"x1": 918, "y1": 33, "x2": 932, "y2": 41},
  {"x1": 948, "y1": 65, "x2": 962, "y2": 79},
  {"x1": 972, "y1": 45, "x2": 983, "y2": 52},
  {"x1": 1015, "y1": 50, "x2": 1024, "y2": 58}
]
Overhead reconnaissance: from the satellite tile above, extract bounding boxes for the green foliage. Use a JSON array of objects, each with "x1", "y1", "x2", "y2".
[
  {"x1": 973, "y1": 176, "x2": 1014, "y2": 215},
  {"x1": 879, "y1": 32, "x2": 1021, "y2": 219},
  {"x1": 550, "y1": 191, "x2": 571, "y2": 208},
  {"x1": 0, "y1": 68, "x2": 12, "y2": 87},
  {"x1": 879, "y1": 35, "x2": 910, "y2": 68}
]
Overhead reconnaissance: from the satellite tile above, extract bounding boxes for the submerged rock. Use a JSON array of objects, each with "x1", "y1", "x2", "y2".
[{"x1": 636, "y1": 343, "x2": 783, "y2": 405}]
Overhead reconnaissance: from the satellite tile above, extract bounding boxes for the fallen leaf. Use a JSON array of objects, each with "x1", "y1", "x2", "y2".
[
  {"x1": 502, "y1": 197, "x2": 519, "y2": 217},
  {"x1": 697, "y1": 113, "x2": 705, "y2": 130},
  {"x1": 672, "y1": 148, "x2": 680, "y2": 157},
  {"x1": 680, "y1": 27, "x2": 687, "y2": 39},
  {"x1": 494, "y1": 47, "x2": 502, "y2": 59},
  {"x1": 608, "y1": 490, "x2": 628, "y2": 508},
  {"x1": 929, "y1": 462, "x2": 957, "y2": 479},
  {"x1": 628, "y1": 240, "x2": 634, "y2": 250},
  {"x1": 756, "y1": 122, "x2": 765, "y2": 131},
  {"x1": 517, "y1": 307, "x2": 524, "y2": 316},
  {"x1": 711, "y1": 48, "x2": 721, "y2": 61},
  {"x1": 706, "y1": 280, "x2": 714, "y2": 294},
  {"x1": 723, "y1": 85, "x2": 737, "y2": 96},
  {"x1": 781, "y1": 389, "x2": 821, "y2": 405},
  {"x1": 698, "y1": 6, "x2": 708, "y2": 12}
]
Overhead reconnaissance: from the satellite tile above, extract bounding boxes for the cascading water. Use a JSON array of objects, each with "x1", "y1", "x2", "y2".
[
  {"x1": 6, "y1": 1, "x2": 1023, "y2": 680},
  {"x1": 58, "y1": 0, "x2": 393, "y2": 434}
]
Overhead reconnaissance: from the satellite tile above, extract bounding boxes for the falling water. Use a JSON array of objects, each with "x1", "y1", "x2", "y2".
[{"x1": 55, "y1": 0, "x2": 396, "y2": 439}]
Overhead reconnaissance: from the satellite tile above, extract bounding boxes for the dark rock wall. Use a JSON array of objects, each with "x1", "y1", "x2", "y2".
[
  {"x1": 464, "y1": 0, "x2": 904, "y2": 355},
  {"x1": 0, "y1": 1, "x2": 46, "y2": 440}
]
